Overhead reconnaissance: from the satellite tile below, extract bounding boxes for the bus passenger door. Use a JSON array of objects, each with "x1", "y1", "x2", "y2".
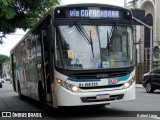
[
  {"x1": 41, "y1": 25, "x2": 53, "y2": 104},
  {"x1": 11, "y1": 53, "x2": 16, "y2": 92}
]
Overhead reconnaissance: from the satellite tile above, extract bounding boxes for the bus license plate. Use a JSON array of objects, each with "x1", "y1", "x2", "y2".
[{"x1": 96, "y1": 94, "x2": 109, "y2": 100}]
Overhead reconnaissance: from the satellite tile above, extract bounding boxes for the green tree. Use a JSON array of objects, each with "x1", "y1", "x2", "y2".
[
  {"x1": 0, "y1": 54, "x2": 10, "y2": 75},
  {"x1": 0, "y1": 0, "x2": 60, "y2": 43}
]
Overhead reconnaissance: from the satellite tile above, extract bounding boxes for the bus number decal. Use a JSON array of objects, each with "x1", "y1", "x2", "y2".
[{"x1": 79, "y1": 82, "x2": 98, "y2": 87}]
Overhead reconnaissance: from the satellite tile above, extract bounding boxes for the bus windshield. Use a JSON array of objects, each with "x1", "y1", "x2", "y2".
[{"x1": 55, "y1": 25, "x2": 133, "y2": 70}]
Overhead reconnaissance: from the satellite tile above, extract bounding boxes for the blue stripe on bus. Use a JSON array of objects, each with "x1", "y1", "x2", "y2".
[
  {"x1": 68, "y1": 77, "x2": 100, "y2": 82},
  {"x1": 68, "y1": 74, "x2": 130, "y2": 82},
  {"x1": 118, "y1": 74, "x2": 130, "y2": 81},
  {"x1": 108, "y1": 74, "x2": 130, "y2": 85}
]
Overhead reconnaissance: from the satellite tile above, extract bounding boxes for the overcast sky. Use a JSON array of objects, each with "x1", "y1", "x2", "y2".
[{"x1": 0, "y1": 0, "x2": 131, "y2": 56}]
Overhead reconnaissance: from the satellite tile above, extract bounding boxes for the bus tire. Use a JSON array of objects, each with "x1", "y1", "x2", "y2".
[
  {"x1": 38, "y1": 83, "x2": 46, "y2": 108},
  {"x1": 18, "y1": 81, "x2": 24, "y2": 100}
]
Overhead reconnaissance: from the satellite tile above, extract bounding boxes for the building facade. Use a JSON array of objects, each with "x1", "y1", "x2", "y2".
[
  {"x1": 125, "y1": 0, "x2": 160, "y2": 63},
  {"x1": 2, "y1": 61, "x2": 11, "y2": 80}
]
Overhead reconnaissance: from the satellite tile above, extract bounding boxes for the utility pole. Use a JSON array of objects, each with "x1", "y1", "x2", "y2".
[{"x1": 127, "y1": 0, "x2": 139, "y2": 64}]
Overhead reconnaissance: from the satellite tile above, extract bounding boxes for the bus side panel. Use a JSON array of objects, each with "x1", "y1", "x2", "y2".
[
  {"x1": 56, "y1": 86, "x2": 81, "y2": 106},
  {"x1": 123, "y1": 69, "x2": 136, "y2": 101},
  {"x1": 123, "y1": 82, "x2": 135, "y2": 101},
  {"x1": 11, "y1": 32, "x2": 43, "y2": 101}
]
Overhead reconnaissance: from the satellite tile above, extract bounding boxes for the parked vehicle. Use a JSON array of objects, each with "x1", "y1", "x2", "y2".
[
  {"x1": 142, "y1": 67, "x2": 160, "y2": 93},
  {"x1": 0, "y1": 81, "x2": 2, "y2": 88},
  {"x1": 0, "y1": 78, "x2": 4, "y2": 83},
  {"x1": 3, "y1": 74, "x2": 11, "y2": 81}
]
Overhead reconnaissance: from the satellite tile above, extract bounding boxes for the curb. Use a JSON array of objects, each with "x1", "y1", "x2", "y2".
[{"x1": 136, "y1": 84, "x2": 143, "y2": 88}]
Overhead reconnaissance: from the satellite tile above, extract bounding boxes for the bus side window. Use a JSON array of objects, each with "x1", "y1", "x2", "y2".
[
  {"x1": 36, "y1": 34, "x2": 43, "y2": 81},
  {"x1": 31, "y1": 33, "x2": 43, "y2": 82}
]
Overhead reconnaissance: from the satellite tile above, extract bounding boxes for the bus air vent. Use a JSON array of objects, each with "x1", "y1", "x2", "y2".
[{"x1": 71, "y1": 71, "x2": 127, "y2": 79}]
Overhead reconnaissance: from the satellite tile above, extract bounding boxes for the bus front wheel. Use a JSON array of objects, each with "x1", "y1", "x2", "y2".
[{"x1": 38, "y1": 84, "x2": 46, "y2": 108}]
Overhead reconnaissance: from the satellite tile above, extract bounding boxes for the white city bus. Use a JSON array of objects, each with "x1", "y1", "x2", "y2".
[{"x1": 10, "y1": 3, "x2": 136, "y2": 108}]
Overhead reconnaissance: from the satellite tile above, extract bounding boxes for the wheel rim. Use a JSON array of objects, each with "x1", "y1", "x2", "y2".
[{"x1": 146, "y1": 83, "x2": 151, "y2": 92}]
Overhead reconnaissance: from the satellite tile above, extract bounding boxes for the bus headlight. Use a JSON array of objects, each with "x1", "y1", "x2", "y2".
[
  {"x1": 56, "y1": 79, "x2": 79, "y2": 92},
  {"x1": 72, "y1": 86, "x2": 78, "y2": 92},
  {"x1": 123, "y1": 78, "x2": 135, "y2": 89},
  {"x1": 124, "y1": 82, "x2": 130, "y2": 88}
]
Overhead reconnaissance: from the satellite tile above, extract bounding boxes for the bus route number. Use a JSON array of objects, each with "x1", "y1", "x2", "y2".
[{"x1": 79, "y1": 82, "x2": 98, "y2": 87}]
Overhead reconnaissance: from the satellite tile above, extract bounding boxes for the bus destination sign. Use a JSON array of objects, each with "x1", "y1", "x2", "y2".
[
  {"x1": 55, "y1": 7, "x2": 127, "y2": 19},
  {"x1": 67, "y1": 9, "x2": 120, "y2": 18}
]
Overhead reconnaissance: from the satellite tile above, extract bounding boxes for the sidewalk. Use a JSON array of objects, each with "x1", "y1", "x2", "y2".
[{"x1": 136, "y1": 84, "x2": 143, "y2": 88}]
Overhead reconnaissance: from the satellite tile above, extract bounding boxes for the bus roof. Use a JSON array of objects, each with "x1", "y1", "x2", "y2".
[{"x1": 56, "y1": 3, "x2": 127, "y2": 10}]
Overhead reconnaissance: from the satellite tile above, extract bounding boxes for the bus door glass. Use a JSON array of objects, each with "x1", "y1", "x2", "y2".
[
  {"x1": 41, "y1": 25, "x2": 53, "y2": 102},
  {"x1": 11, "y1": 53, "x2": 16, "y2": 91}
]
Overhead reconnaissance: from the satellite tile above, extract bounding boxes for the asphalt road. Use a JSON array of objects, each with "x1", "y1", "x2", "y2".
[{"x1": 0, "y1": 81, "x2": 160, "y2": 120}]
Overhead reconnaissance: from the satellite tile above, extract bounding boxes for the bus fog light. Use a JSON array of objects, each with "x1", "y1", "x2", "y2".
[
  {"x1": 57, "y1": 79, "x2": 62, "y2": 85},
  {"x1": 124, "y1": 83, "x2": 130, "y2": 88},
  {"x1": 72, "y1": 86, "x2": 78, "y2": 92}
]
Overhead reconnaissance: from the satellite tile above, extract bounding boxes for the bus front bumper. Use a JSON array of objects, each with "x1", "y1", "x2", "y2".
[{"x1": 56, "y1": 82, "x2": 135, "y2": 107}]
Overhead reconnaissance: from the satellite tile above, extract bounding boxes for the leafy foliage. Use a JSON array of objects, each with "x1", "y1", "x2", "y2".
[
  {"x1": 0, "y1": 0, "x2": 60, "y2": 43},
  {"x1": 0, "y1": 54, "x2": 10, "y2": 75}
]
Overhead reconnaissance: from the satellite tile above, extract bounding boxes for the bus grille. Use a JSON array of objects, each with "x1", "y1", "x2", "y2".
[
  {"x1": 71, "y1": 72, "x2": 127, "y2": 79},
  {"x1": 81, "y1": 94, "x2": 124, "y2": 103}
]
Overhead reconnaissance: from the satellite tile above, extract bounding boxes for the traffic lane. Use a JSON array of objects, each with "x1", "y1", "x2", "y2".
[
  {"x1": 0, "y1": 81, "x2": 13, "y2": 111},
  {"x1": 0, "y1": 82, "x2": 159, "y2": 120},
  {"x1": 2, "y1": 105, "x2": 155, "y2": 120},
  {"x1": 41, "y1": 88, "x2": 160, "y2": 120},
  {"x1": 0, "y1": 81, "x2": 12, "y2": 92},
  {"x1": 0, "y1": 81, "x2": 41, "y2": 112},
  {"x1": 0, "y1": 98, "x2": 157, "y2": 119},
  {"x1": 111, "y1": 88, "x2": 160, "y2": 111},
  {"x1": 42, "y1": 104, "x2": 160, "y2": 118}
]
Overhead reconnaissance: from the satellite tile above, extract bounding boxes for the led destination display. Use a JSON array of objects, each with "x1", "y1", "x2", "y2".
[
  {"x1": 68, "y1": 9, "x2": 120, "y2": 18},
  {"x1": 55, "y1": 7, "x2": 131, "y2": 20}
]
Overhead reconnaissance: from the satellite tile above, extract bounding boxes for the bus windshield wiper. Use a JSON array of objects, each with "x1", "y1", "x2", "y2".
[
  {"x1": 89, "y1": 29, "x2": 94, "y2": 58},
  {"x1": 106, "y1": 24, "x2": 118, "y2": 52},
  {"x1": 107, "y1": 31, "x2": 110, "y2": 57},
  {"x1": 75, "y1": 21, "x2": 94, "y2": 58},
  {"x1": 75, "y1": 21, "x2": 90, "y2": 44},
  {"x1": 109, "y1": 24, "x2": 118, "y2": 45}
]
